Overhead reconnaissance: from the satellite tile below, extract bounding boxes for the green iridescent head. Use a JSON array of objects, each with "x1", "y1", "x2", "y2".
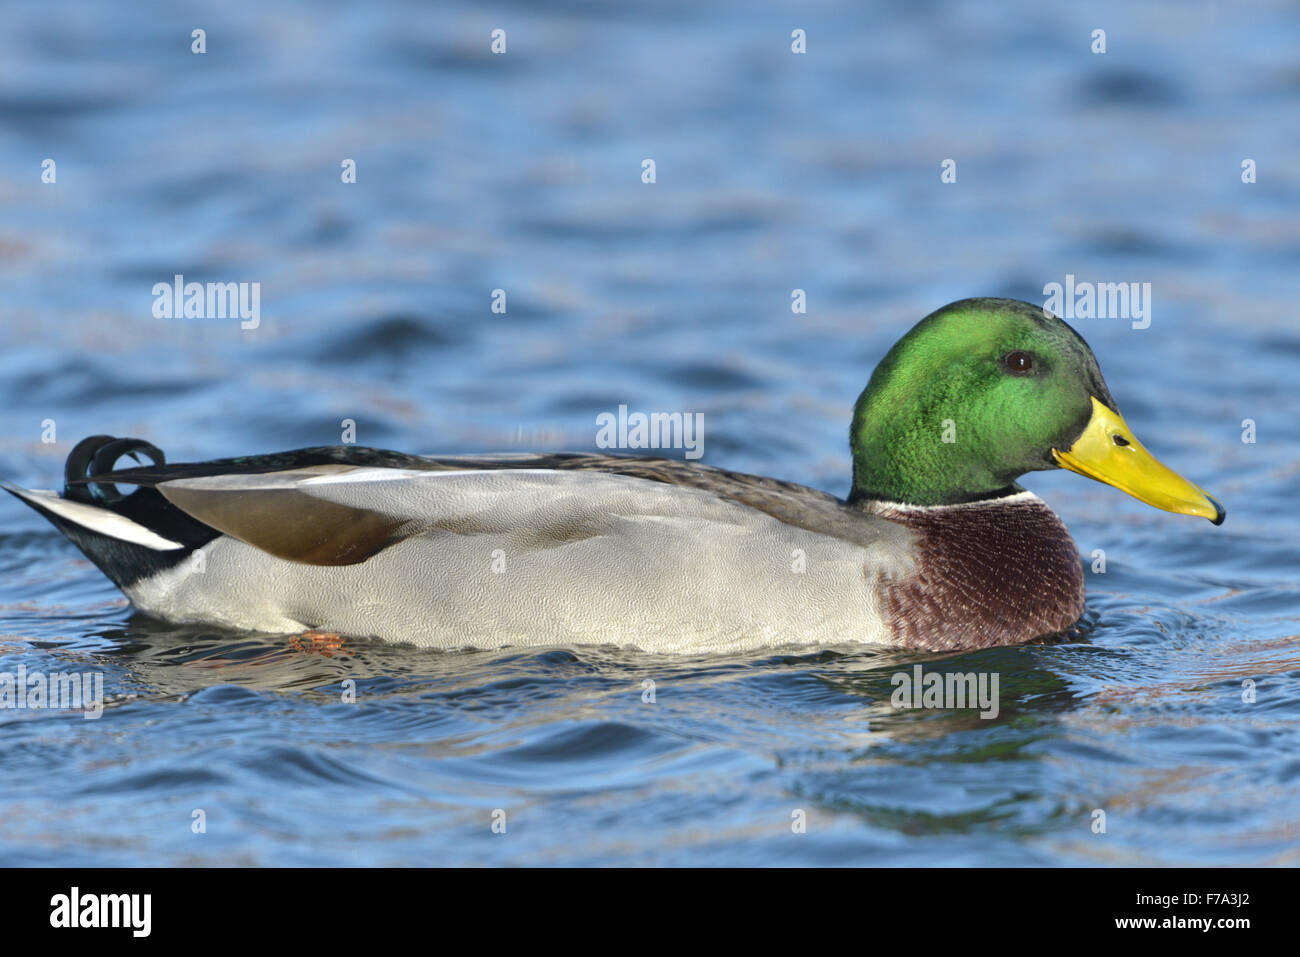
[
  {"x1": 850, "y1": 297, "x2": 1223, "y2": 523},
  {"x1": 849, "y1": 298, "x2": 1116, "y2": 505}
]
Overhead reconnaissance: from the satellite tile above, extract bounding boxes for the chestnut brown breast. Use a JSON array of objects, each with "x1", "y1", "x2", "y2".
[{"x1": 877, "y1": 495, "x2": 1085, "y2": 651}]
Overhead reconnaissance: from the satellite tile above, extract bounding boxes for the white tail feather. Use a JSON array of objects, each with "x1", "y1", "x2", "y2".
[{"x1": 4, "y1": 485, "x2": 183, "y2": 551}]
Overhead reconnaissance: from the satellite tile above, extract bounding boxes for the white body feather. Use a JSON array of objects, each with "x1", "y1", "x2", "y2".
[{"x1": 113, "y1": 468, "x2": 916, "y2": 653}]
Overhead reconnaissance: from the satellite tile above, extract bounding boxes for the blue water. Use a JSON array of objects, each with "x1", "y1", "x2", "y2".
[{"x1": 1, "y1": 0, "x2": 1299, "y2": 865}]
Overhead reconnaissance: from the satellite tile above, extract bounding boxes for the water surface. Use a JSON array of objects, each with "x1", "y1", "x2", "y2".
[{"x1": 1, "y1": 0, "x2": 1298, "y2": 865}]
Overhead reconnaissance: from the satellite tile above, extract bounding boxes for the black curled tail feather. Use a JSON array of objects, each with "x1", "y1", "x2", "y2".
[
  {"x1": 30, "y1": 436, "x2": 223, "y2": 588},
  {"x1": 65, "y1": 435, "x2": 166, "y2": 504},
  {"x1": 61, "y1": 435, "x2": 217, "y2": 550}
]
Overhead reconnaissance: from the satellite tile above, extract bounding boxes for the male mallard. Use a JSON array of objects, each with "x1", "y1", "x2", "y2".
[{"x1": 6, "y1": 298, "x2": 1223, "y2": 653}]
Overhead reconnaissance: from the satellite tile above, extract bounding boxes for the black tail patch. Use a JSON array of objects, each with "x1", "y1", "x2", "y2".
[{"x1": 9, "y1": 436, "x2": 223, "y2": 590}]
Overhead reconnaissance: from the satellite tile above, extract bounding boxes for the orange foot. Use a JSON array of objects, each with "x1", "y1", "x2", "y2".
[{"x1": 289, "y1": 630, "x2": 347, "y2": 656}]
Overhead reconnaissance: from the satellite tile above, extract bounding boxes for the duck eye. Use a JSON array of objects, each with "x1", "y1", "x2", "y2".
[{"x1": 1001, "y1": 350, "x2": 1035, "y2": 375}]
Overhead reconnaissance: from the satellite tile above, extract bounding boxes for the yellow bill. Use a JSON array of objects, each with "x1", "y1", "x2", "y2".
[{"x1": 1052, "y1": 396, "x2": 1225, "y2": 525}]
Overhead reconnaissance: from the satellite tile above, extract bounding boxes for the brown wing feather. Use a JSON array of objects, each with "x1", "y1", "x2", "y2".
[
  {"x1": 107, "y1": 450, "x2": 874, "y2": 562},
  {"x1": 158, "y1": 467, "x2": 414, "y2": 566}
]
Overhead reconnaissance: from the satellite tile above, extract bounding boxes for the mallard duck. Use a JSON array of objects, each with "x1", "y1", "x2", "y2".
[{"x1": 6, "y1": 298, "x2": 1222, "y2": 653}]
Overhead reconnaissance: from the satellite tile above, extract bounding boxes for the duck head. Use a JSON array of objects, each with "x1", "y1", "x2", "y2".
[{"x1": 849, "y1": 297, "x2": 1224, "y2": 524}]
